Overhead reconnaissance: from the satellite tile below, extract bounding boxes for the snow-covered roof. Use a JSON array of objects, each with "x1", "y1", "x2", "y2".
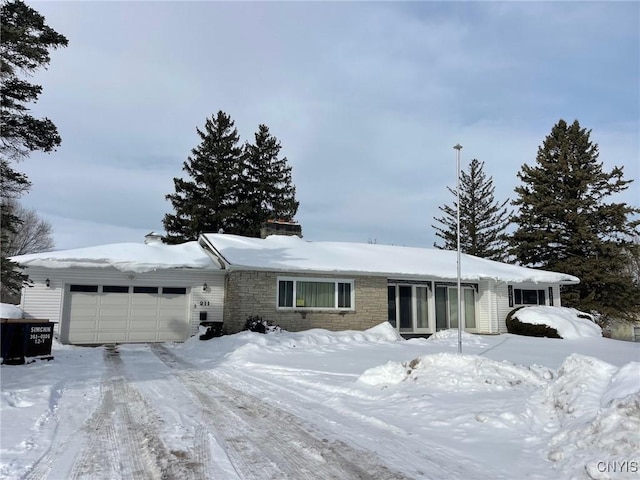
[
  {"x1": 11, "y1": 241, "x2": 219, "y2": 273},
  {"x1": 199, "y1": 234, "x2": 580, "y2": 284}
]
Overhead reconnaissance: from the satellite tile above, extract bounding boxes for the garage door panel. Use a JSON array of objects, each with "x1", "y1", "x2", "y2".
[
  {"x1": 156, "y1": 329, "x2": 185, "y2": 342},
  {"x1": 98, "y1": 319, "x2": 128, "y2": 330},
  {"x1": 70, "y1": 317, "x2": 98, "y2": 326},
  {"x1": 131, "y1": 295, "x2": 159, "y2": 306},
  {"x1": 130, "y1": 319, "x2": 160, "y2": 330},
  {"x1": 156, "y1": 332, "x2": 185, "y2": 342},
  {"x1": 128, "y1": 331, "x2": 160, "y2": 342},
  {"x1": 97, "y1": 312, "x2": 129, "y2": 320},
  {"x1": 100, "y1": 295, "x2": 130, "y2": 306},
  {"x1": 160, "y1": 295, "x2": 185, "y2": 305},
  {"x1": 69, "y1": 318, "x2": 98, "y2": 331},
  {"x1": 69, "y1": 332, "x2": 99, "y2": 343},
  {"x1": 160, "y1": 311, "x2": 185, "y2": 319},
  {"x1": 70, "y1": 324, "x2": 99, "y2": 334},
  {"x1": 69, "y1": 318, "x2": 98, "y2": 332},
  {"x1": 158, "y1": 318, "x2": 186, "y2": 331},
  {"x1": 70, "y1": 305, "x2": 101, "y2": 315},
  {"x1": 97, "y1": 305, "x2": 129, "y2": 318},
  {"x1": 97, "y1": 331, "x2": 128, "y2": 343},
  {"x1": 70, "y1": 293, "x2": 100, "y2": 305},
  {"x1": 130, "y1": 310, "x2": 160, "y2": 319}
]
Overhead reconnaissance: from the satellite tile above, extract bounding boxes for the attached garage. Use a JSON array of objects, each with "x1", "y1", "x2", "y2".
[
  {"x1": 65, "y1": 284, "x2": 191, "y2": 344},
  {"x1": 13, "y1": 239, "x2": 225, "y2": 345}
]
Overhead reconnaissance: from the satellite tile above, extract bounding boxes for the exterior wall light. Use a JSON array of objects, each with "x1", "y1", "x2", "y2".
[
  {"x1": 45, "y1": 278, "x2": 51, "y2": 288},
  {"x1": 203, "y1": 283, "x2": 208, "y2": 291}
]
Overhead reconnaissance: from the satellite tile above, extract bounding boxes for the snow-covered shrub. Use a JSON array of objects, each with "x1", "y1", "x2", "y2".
[
  {"x1": 243, "y1": 315, "x2": 281, "y2": 334},
  {"x1": 198, "y1": 322, "x2": 225, "y2": 340},
  {"x1": 506, "y1": 307, "x2": 562, "y2": 339},
  {"x1": 511, "y1": 306, "x2": 602, "y2": 339}
]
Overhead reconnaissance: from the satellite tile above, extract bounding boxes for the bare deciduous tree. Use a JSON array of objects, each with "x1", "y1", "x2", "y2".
[
  {"x1": 2, "y1": 199, "x2": 54, "y2": 256},
  {"x1": 1, "y1": 199, "x2": 54, "y2": 302}
]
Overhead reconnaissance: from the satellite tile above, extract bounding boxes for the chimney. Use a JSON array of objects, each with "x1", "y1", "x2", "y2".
[
  {"x1": 260, "y1": 220, "x2": 302, "y2": 239},
  {"x1": 144, "y1": 231, "x2": 164, "y2": 244}
]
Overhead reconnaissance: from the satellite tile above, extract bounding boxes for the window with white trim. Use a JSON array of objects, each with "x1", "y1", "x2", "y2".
[
  {"x1": 277, "y1": 278, "x2": 354, "y2": 310},
  {"x1": 513, "y1": 288, "x2": 546, "y2": 306}
]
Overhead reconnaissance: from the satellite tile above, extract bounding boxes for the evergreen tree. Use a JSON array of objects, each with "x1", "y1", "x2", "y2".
[
  {"x1": 1, "y1": 198, "x2": 54, "y2": 302},
  {"x1": 1, "y1": 0, "x2": 68, "y2": 162},
  {"x1": 1, "y1": 197, "x2": 28, "y2": 302},
  {"x1": 1, "y1": 0, "x2": 67, "y2": 299},
  {"x1": 0, "y1": 162, "x2": 30, "y2": 300},
  {"x1": 432, "y1": 158, "x2": 511, "y2": 260},
  {"x1": 236, "y1": 125, "x2": 299, "y2": 237},
  {"x1": 510, "y1": 119, "x2": 640, "y2": 321},
  {"x1": 163, "y1": 111, "x2": 243, "y2": 244}
]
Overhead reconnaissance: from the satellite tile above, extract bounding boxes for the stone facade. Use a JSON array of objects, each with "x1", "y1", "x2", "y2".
[{"x1": 223, "y1": 270, "x2": 388, "y2": 333}]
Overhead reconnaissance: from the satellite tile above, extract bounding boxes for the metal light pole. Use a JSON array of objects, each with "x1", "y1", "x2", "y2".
[{"x1": 453, "y1": 144, "x2": 463, "y2": 354}]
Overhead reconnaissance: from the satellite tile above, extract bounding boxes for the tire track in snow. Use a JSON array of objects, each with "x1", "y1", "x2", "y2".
[
  {"x1": 69, "y1": 345, "x2": 211, "y2": 480},
  {"x1": 20, "y1": 377, "x2": 85, "y2": 480},
  {"x1": 210, "y1": 364, "x2": 488, "y2": 480},
  {"x1": 151, "y1": 344, "x2": 411, "y2": 480},
  {"x1": 68, "y1": 346, "x2": 160, "y2": 479}
]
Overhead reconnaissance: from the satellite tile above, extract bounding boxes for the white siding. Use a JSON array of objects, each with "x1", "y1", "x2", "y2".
[
  {"x1": 495, "y1": 282, "x2": 512, "y2": 333},
  {"x1": 20, "y1": 270, "x2": 64, "y2": 334},
  {"x1": 475, "y1": 280, "x2": 499, "y2": 334},
  {"x1": 494, "y1": 282, "x2": 561, "y2": 333},
  {"x1": 19, "y1": 266, "x2": 224, "y2": 342},
  {"x1": 551, "y1": 285, "x2": 562, "y2": 306}
]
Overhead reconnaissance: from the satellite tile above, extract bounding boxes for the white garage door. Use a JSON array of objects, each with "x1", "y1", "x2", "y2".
[{"x1": 66, "y1": 285, "x2": 189, "y2": 344}]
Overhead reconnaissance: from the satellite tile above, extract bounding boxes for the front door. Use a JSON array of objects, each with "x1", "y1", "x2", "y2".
[{"x1": 435, "y1": 285, "x2": 476, "y2": 331}]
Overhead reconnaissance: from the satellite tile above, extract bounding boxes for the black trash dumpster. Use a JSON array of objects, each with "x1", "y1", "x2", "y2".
[{"x1": 1, "y1": 319, "x2": 55, "y2": 365}]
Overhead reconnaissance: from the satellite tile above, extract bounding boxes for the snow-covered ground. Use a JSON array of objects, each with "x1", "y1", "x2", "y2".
[{"x1": 1, "y1": 321, "x2": 639, "y2": 479}]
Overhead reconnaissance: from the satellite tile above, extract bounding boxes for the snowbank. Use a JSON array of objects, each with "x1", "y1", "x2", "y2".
[
  {"x1": 357, "y1": 350, "x2": 639, "y2": 478},
  {"x1": 0, "y1": 303, "x2": 23, "y2": 319},
  {"x1": 425, "y1": 328, "x2": 489, "y2": 348},
  {"x1": 230, "y1": 322, "x2": 403, "y2": 350},
  {"x1": 514, "y1": 306, "x2": 602, "y2": 339},
  {"x1": 181, "y1": 322, "x2": 404, "y2": 363},
  {"x1": 357, "y1": 352, "x2": 552, "y2": 390},
  {"x1": 529, "y1": 355, "x2": 640, "y2": 478},
  {"x1": 601, "y1": 361, "x2": 640, "y2": 407}
]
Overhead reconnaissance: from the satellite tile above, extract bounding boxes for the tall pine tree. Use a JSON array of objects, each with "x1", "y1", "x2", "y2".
[
  {"x1": 1, "y1": 0, "x2": 67, "y2": 162},
  {"x1": 236, "y1": 124, "x2": 299, "y2": 237},
  {"x1": 163, "y1": 111, "x2": 242, "y2": 244},
  {"x1": 1, "y1": 0, "x2": 67, "y2": 298},
  {"x1": 432, "y1": 158, "x2": 511, "y2": 260},
  {"x1": 510, "y1": 119, "x2": 640, "y2": 321}
]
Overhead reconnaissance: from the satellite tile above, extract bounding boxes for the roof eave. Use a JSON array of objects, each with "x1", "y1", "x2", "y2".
[{"x1": 198, "y1": 235, "x2": 231, "y2": 270}]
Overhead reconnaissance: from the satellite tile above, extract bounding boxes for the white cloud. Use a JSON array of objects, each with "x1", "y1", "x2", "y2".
[{"x1": 18, "y1": 1, "x2": 640, "y2": 250}]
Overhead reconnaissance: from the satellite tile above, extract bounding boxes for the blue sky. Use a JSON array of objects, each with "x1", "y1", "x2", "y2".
[{"x1": 19, "y1": 1, "x2": 640, "y2": 250}]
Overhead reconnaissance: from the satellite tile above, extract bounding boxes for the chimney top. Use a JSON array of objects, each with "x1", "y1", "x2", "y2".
[
  {"x1": 260, "y1": 220, "x2": 302, "y2": 239},
  {"x1": 144, "y1": 231, "x2": 164, "y2": 244}
]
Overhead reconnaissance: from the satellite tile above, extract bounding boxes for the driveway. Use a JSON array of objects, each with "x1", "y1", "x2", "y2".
[{"x1": 22, "y1": 345, "x2": 409, "y2": 480}]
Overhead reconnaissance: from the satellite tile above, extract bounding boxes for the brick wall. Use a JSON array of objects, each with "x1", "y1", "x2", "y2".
[{"x1": 223, "y1": 271, "x2": 388, "y2": 333}]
